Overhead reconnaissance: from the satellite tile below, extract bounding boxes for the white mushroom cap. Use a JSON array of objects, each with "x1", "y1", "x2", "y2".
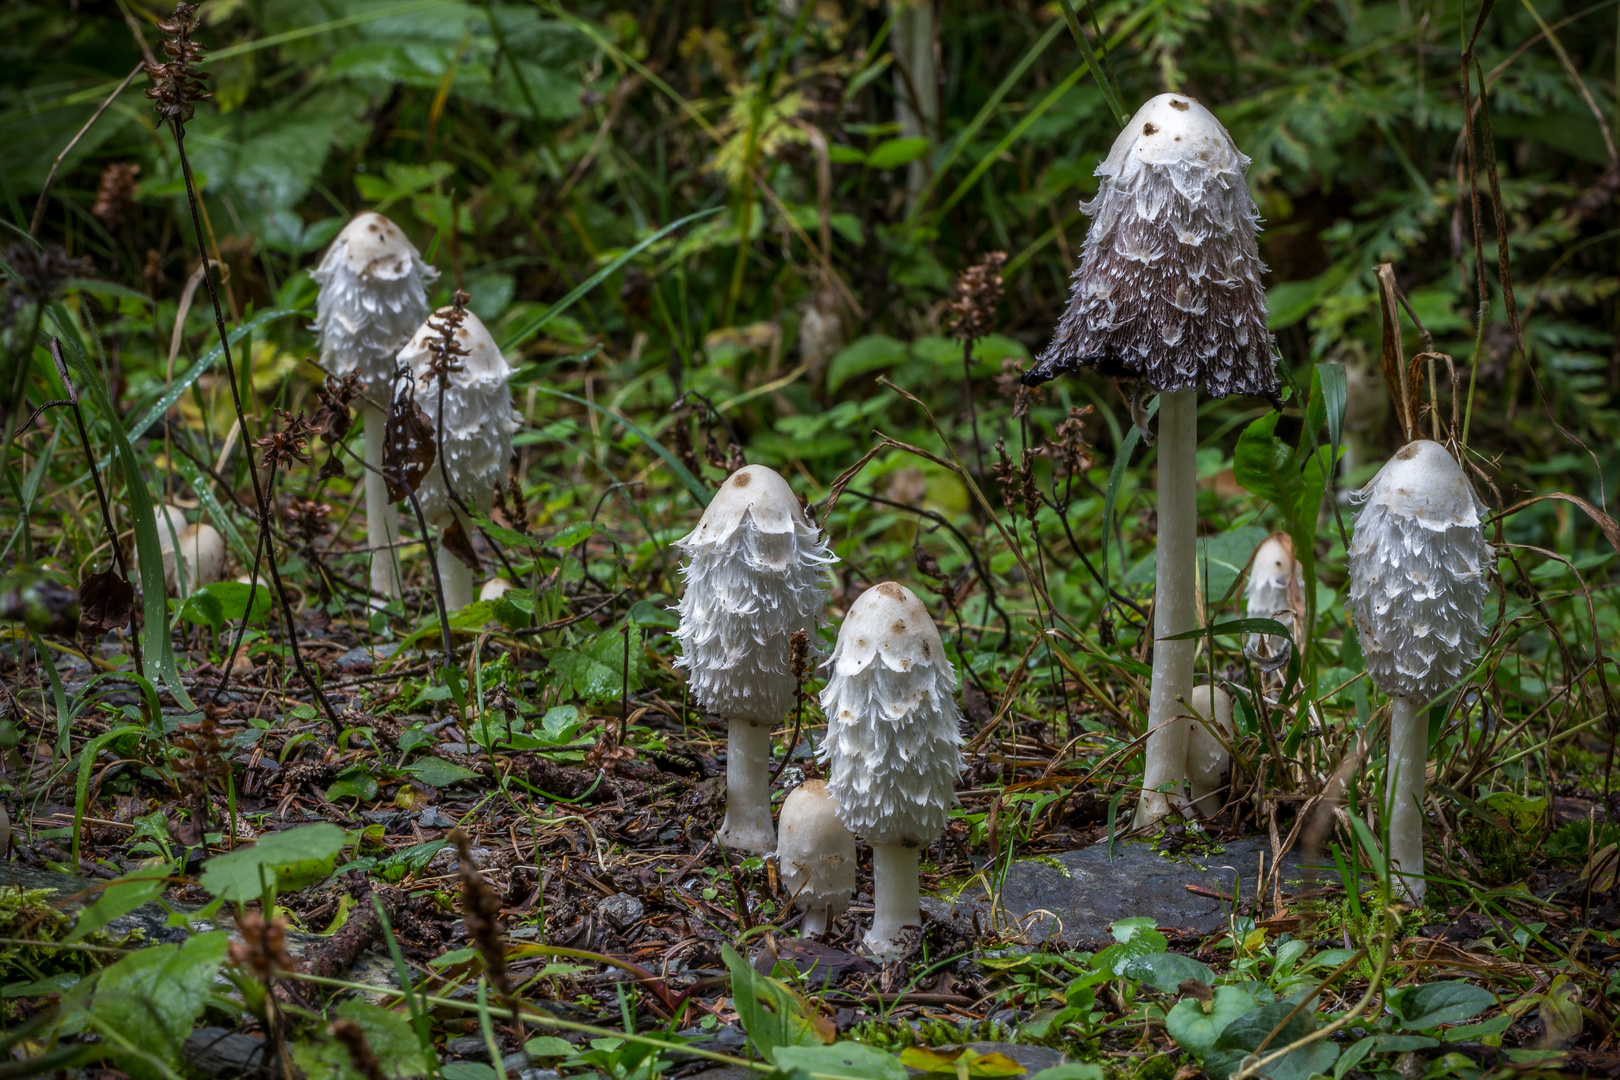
[
  {"x1": 164, "y1": 523, "x2": 225, "y2": 596},
  {"x1": 154, "y1": 504, "x2": 189, "y2": 553},
  {"x1": 1348, "y1": 440, "x2": 1492, "y2": 702},
  {"x1": 311, "y1": 212, "x2": 437, "y2": 390},
  {"x1": 673, "y1": 465, "x2": 836, "y2": 723},
  {"x1": 398, "y1": 308, "x2": 520, "y2": 529},
  {"x1": 777, "y1": 780, "x2": 857, "y2": 930},
  {"x1": 1025, "y1": 93, "x2": 1273, "y2": 399},
  {"x1": 1185, "y1": 685, "x2": 1234, "y2": 815},
  {"x1": 479, "y1": 578, "x2": 514, "y2": 602},
  {"x1": 818, "y1": 582, "x2": 964, "y2": 847},
  {"x1": 1245, "y1": 532, "x2": 1303, "y2": 665}
]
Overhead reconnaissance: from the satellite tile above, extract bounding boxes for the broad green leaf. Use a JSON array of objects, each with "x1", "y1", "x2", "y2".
[
  {"x1": 1122, "y1": 951, "x2": 1216, "y2": 994},
  {"x1": 1210, "y1": 997, "x2": 1338, "y2": 1080},
  {"x1": 1165, "y1": 985, "x2": 1256, "y2": 1058},
  {"x1": 826, "y1": 334, "x2": 908, "y2": 393},
  {"x1": 865, "y1": 136, "x2": 930, "y2": 170},
  {"x1": 200, "y1": 823, "x2": 348, "y2": 901},
  {"x1": 326, "y1": 770, "x2": 379, "y2": 803},
  {"x1": 404, "y1": 757, "x2": 481, "y2": 788},
  {"x1": 1395, "y1": 981, "x2": 1496, "y2": 1031},
  {"x1": 1027, "y1": 1066, "x2": 1104, "y2": 1080},
  {"x1": 292, "y1": 999, "x2": 428, "y2": 1080},
  {"x1": 89, "y1": 931, "x2": 229, "y2": 1079},
  {"x1": 775, "y1": 1043, "x2": 907, "y2": 1080},
  {"x1": 550, "y1": 626, "x2": 642, "y2": 704},
  {"x1": 721, "y1": 944, "x2": 828, "y2": 1055},
  {"x1": 1232, "y1": 412, "x2": 1297, "y2": 510},
  {"x1": 66, "y1": 860, "x2": 177, "y2": 944}
]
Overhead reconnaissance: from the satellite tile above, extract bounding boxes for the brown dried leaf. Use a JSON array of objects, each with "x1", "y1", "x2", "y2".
[
  {"x1": 439, "y1": 516, "x2": 481, "y2": 574},
  {"x1": 384, "y1": 395, "x2": 435, "y2": 503},
  {"x1": 78, "y1": 570, "x2": 134, "y2": 636}
]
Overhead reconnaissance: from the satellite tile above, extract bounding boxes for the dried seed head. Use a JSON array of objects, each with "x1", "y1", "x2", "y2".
[
  {"x1": 1049, "y1": 405, "x2": 1096, "y2": 476},
  {"x1": 948, "y1": 252, "x2": 1007, "y2": 342},
  {"x1": 448, "y1": 828, "x2": 510, "y2": 997},
  {"x1": 254, "y1": 408, "x2": 313, "y2": 469},
  {"x1": 91, "y1": 163, "x2": 141, "y2": 226},
  {"x1": 329, "y1": 1020, "x2": 388, "y2": 1080},
  {"x1": 1347, "y1": 440, "x2": 1493, "y2": 702},
  {"x1": 286, "y1": 498, "x2": 334, "y2": 543},
  {"x1": 228, "y1": 909, "x2": 293, "y2": 982},
  {"x1": 1024, "y1": 94, "x2": 1275, "y2": 399},
  {"x1": 674, "y1": 465, "x2": 837, "y2": 723},
  {"x1": 818, "y1": 582, "x2": 965, "y2": 846},
  {"x1": 144, "y1": 3, "x2": 212, "y2": 124}
]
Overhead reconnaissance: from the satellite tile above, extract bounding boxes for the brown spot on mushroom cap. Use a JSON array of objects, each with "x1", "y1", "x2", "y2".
[
  {"x1": 876, "y1": 582, "x2": 904, "y2": 600},
  {"x1": 1144, "y1": 122, "x2": 1159, "y2": 135},
  {"x1": 891, "y1": 621, "x2": 906, "y2": 634},
  {"x1": 733, "y1": 472, "x2": 752, "y2": 487},
  {"x1": 1169, "y1": 98, "x2": 1190, "y2": 110},
  {"x1": 1396, "y1": 443, "x2": 1421, "y2": 460}
]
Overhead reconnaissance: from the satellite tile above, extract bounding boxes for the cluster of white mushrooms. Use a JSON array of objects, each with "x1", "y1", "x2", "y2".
[{"x1": 673, "y1": 465, "x2": 964, "y2": 959}]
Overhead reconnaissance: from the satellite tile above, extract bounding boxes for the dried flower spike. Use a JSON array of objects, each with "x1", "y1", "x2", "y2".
[
  {"x1": 1347, "y1": 440, "x2": 1491, "y2": 902},
  {"x1": 948, "y1": 251, "x2": 1007, "y2": 343},
  {"x1": 144, "y1": 3, "x2": 212, "y2": 125}
]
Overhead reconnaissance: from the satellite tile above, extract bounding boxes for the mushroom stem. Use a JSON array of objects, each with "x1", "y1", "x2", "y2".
[
  {"x1": 436, "y1": 506, "x2": 475, "y2": 611},
  {"x1": 800, "y1": 907, "x2": 829, "y2": 937},
  {"x1": 866, "y1": 842, "x2": 921, "y2": 961},
  {"x1": 719, "y1": 718, "x2": 776, "y2": 853},
  {"x1": 362, "y1": 404, "x2": 404, "y2": 601},
  {"x1": 1387, "y1": 695, "x2": 1428, "y2": 903},
  {"x1": 1139, "y1": 388, "x2": 1198, "y2": 827}
]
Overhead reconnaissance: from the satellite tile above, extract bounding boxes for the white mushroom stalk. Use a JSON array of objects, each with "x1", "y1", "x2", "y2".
[
  {"x1": 1021, "y1": 94, "x2": 1275, "y2": 829},
  {"x1": 674, "y1": 465, "x2": 836, "y2": 853},
  {"x1": 819, "y1": 582, "x2": 964, "y2": 960},
  {"x1": 1245, "y1": 532, "x2": 1304, "y2": 677},
  {"x1": 311, "y1": 212, "x2": 436, "y2": 602},
  {"x1": 1347, "y1": 440, "x2": 1491, "y2": 903},
  {"x1": 1185, "y1": 685, "x2": 1234, "y2": 818},
  {"x1": 776, "y1": 780, "x2": 857, "y2": 936},
  {"x1": 397, "y1": 305, "x2": 519, "y2": 611}
]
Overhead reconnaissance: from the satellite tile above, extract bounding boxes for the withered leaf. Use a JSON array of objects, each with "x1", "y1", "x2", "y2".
[
  {"x1": 78, "y1": 570, "x2": 135, "y2": 635},
  {"x1": 317, "y1": 450, "x2": 346, "y2": 481},
  {"x1": 384, "y1": 394, "x2": 435, "y2": 503},
  {"x1": 439, "y1": 515, "x2": 482, "y2": 574}
]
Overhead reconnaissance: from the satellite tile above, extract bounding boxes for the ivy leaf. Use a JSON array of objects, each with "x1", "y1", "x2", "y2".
[{"x1": 1165, "y1": 985, "x2": 1255, "y2": 1058}]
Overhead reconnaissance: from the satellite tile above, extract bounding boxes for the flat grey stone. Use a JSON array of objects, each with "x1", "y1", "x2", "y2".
[
  {"x1": 944, "y1": 836, "x2": 1303, "y2": 946},
  {"x1": 183, "y1": 1026, "x2": 274, "y2": 1079}
]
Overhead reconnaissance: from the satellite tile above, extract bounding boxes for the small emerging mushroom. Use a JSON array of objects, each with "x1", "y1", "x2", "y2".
[
  {"x1": 397, "y1": 306, "x2": 519, "y2": 611},
  {"x1": 674, "y1": 465, "x2": 836, "y2": 853},
  {"x1": 1185, "y1": 685, "x2": 1234, "y2": 818},
  {"x1": 312, "y1": 212, "x2": 437, "y2": 601},
  {"x1": 1021, "y1": 94, "x2": 1275, "y2": 829},
  {"x1": 156, "y1": 505, "x2": 224, "y2": 596},
  {"x1": 1347, "y1": 440, "x2": 1491, "y2": 902},
  {"x1": 776, "y1": 780, "x2": 857, "y2": 936},
  {"x1": 1245, "y1": 532, "x2": 1303, "y2": 676},
  {"x1": 820, "y1": 582, "x2": 964, "y2": 960},
  {"x1": 479, "y1": 578, "x2": 514, "y2": 602}
]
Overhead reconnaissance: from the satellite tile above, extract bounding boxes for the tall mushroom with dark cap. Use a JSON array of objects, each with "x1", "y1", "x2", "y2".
[
  {"x1": 1021, "y1": 93, "x2": 1276, "y2": 827},
  {"x1": 674, "y1": 465, "x2": 837, "y2": 853},
  {"x1": 1347, "y1": 440, "x2": 1491, "y2": 902}
]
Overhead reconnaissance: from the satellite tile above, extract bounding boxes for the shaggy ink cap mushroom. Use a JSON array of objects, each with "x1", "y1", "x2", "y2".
[
  {"x1": 398, "y1": 308, "x2": 520, "y2": 531},
  {"x1": 1245, "y1": 533, "x2": 1303, "y2": 670},
  {"x1": 1185, "y1": 685, "x2": 1234, "y2": 818},
  {"x1": 1023, "y1": 93, "x2": 1275, "y2": 399},
  {"x1": 1347, "y1": 439, "x2": 1492, "y2": 901},
  {"x1": 819, "y1": 582, "x2": 964, "y2": 960},
  {"x1": 311, "y1": 212, "x2": 437, "y2": 391},
  {"x1": 776, "y1": 780, "x2": 858, "y2": 937},
  {"x1": 674, "y1": 465, "x2": 836, "y2": 852}
]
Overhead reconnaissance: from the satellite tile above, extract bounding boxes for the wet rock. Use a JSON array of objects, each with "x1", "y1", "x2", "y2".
[
  {"x1": 596, "y1": 892, "x2": 644, "y2": 931},
  {"x1": 446, "y1": 1034, "x2": 492, "y2": 1059},
  {"x1": 183, "y1": 1026, "x2": 274, "y2": 1079},
  {"x1": 945, "y1": 836, "x2": 1304, "y2": 947}
]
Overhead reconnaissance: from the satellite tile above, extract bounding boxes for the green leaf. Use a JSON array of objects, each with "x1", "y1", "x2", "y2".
[
  {"x1": 775, "y1": 1043, "x2": 907, "y2": 1080},
  {"x1": 66, "y1": 860, "x2": 177, "y2": 944},
  {"x1": 1210, "y1": 997, "x2": 1338, "y2": 1080},
  {"x1": 493, "y1": 589, "x2": 536, "y2": 629},
  {"x1": 1027, "y1": 1066, "x2": 1105, "y2": 1080},
  {"x1": 404, "y1": 757, "x2": 481, "y2": 788},
  {"x1": 292, "y1": 998, "x2": 428, "y2": 1080},
  {"x1": 1232, "y1": 411, "x2": 1296, "y2": 509},
  {"x1": 1481, "y1": 792, "x2": 1547, "y2": 831},
  {"x1": 178, "y1": 589, "x2": 225, "y2": 633},
  {"x1": 524, "y1": 1037, "x2": 576, "y2": 1060},
  {"x1": 865, "y1": 137, "x2": 930, "y2": 170},
  {"x1": 826, "y1": 334, "x2": 908, "y2": 393},
  {"x1": 195, "y1": 581, "x2": 272, "y2": 624},
  {"x1": 199, "y1": 823, "x2": 348, "y2": 901},
  {"x1": 326, "y1": 770, "x2": 379, "y2": 803},
  {"x1": 550, "y1": 521, "x2": 599, "y2": 548},
  {"x1": 550, "y1": 627, "x2": 642, "y2": 704},
  {"x1": 628, "y1": 598, "x2": 678, "y2": 629},
  {"x1": 1396, "y1": 981, "x2": 1496, "y2": 1030},
  {"x1": 722, "y1": 944, "x2": 826, "y2": 1055},
  {"x1": 1122, "y1": 952, "x2": 1217, "y2": 994},
  {"x1": 1164, "y1": 985, "x2": 1256, "y2": 1058},
  {"x1": 89, "y1": 931, "x2": 229, "y2": 1079},
  {"x1": 1162, "y1": 618, "x2": 1293, "y2": 643}
]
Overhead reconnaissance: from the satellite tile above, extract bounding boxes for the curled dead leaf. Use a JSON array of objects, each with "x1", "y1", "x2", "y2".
[{"x1": 77, "y1": 570, "x2": 134, "y2": 636}]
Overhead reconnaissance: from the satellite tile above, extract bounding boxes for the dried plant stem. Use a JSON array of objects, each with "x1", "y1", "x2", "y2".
[{"x1": 161, "y1": 115, "x2": 338, "y2": 727}]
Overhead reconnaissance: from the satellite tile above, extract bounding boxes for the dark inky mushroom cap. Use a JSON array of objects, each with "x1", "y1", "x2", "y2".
[{"x1": 1022, "y1": 94, "x2": 1276, "y2": 399}]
